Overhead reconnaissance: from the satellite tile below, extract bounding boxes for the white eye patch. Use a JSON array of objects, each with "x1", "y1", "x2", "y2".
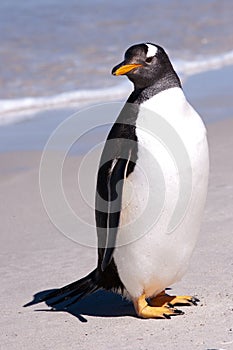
[{"x1": 146, "y1": 43, "x2": 158, "y2": 58}]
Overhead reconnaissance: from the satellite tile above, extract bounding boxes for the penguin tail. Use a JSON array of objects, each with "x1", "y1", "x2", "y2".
[{"x1": 24, "y1": 269, "x2": 101, "y2": 309}]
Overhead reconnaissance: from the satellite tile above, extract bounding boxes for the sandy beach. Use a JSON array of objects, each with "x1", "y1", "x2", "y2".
[{"x1": 1, "y1": 66, "x2": 233, "y2": 350}]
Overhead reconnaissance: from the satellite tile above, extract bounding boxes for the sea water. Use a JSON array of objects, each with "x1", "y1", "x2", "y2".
[{"x1": 1, "y1": 0, "x2": 233, "y2": 123}]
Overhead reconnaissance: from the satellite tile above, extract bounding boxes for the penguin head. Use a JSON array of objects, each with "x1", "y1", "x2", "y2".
[{"x1": 112, "y1": 43, "x2": 176, "y2": 89}]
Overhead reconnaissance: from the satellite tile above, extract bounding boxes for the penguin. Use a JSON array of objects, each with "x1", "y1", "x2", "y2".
[{"x1": 34, "y1": 43, "x2": 209, "y2": 319}]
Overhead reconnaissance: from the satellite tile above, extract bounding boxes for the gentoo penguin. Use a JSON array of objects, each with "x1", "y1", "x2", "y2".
[{"x1": 34, "y1": 43, "x2": 209, "y2": 319}]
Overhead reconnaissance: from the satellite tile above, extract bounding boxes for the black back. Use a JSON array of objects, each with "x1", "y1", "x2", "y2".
[{"x1": 95, "y1": 42, "x2": 182, "y2": 293}]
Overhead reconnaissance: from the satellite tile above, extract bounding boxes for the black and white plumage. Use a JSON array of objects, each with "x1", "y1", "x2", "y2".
[{"x1": 33, "y1": 43, "x2": 209, "y2": 318}]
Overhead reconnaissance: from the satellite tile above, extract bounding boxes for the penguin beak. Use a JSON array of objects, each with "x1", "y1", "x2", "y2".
[{"x1": 112, "y1": 62, "x2": 142, "y2": 76}]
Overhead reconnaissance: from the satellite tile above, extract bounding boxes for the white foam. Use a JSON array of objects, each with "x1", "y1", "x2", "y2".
[
  {"x1": 174, "y1": 49, "x2": 233, "y2": 77},
  {"x1": 1, "y1": 50, "x2": 233, "y2": 126},
  {"x1": 0, "y1": 83, "x2": 131, "y2": 126}
]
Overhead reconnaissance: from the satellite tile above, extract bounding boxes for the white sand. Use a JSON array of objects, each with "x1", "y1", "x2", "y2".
[{"x1": 1, "y1": 115, "x2": 233, "y2": 350}]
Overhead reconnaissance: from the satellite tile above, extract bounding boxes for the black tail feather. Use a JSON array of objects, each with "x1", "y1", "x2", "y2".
[
  {"x1": 38, "y1": 269, "x2": 100, "y2": 307},
  {"x1": 49, "y1": 283, "x2": 99, "y2": 307},
  {"x1": 60, "y1": 285, "x2": 100, "y2": 309}
]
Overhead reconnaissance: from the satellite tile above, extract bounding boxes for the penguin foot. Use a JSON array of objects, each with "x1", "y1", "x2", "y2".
[
  {"x1": 133, "y1": 293, "x2": 184, "y2": 319},
  {"x1": 149, "y1": 290, "x2": 200, "y2": 307}
]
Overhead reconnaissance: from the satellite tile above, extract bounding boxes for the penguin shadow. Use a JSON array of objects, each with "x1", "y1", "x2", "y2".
[{"x1": 24, "y1": 289, "x2": 136, "y2": 322}]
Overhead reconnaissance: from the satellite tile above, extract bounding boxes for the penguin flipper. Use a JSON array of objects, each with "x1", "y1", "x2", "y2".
[{"x1": 101, "y1": 158, "x2": 129, "y2": 271}]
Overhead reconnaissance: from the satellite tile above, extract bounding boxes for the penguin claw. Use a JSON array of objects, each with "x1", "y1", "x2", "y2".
[
  {"x1": 193, "y1": 297, "x2": 200, "y2": 302},
  {"x1": 163, "y1": 307, "x2": 184, "y2": 318},
  {"x1": 185, "y1": 296, "x2": 200, "y2": 306},
  {"x1": 167, "y1": 302, "x2": 174, "y2": 308},
  {"x1": 173, "y1": 309, "x2": 184, "y2": 315},
  {"x1": 167, "y1": 303, "x2": 185, "y2": 311},
  {"x1": 190, "y1": 297, "x2": 200, "y2": 305},
  {"x1": 150, "y1": 291, "x2": 200, "y2": 308},
  {"x1": 134, "y1": 293, "x2": 185, "y2": 319},
  {"x1": 170, "y1": 296, "x2": 200, "y2": 307}
]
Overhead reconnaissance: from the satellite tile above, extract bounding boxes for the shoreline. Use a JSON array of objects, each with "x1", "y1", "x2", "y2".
[
  {"x1": 1, "y1": 64, "x2": 233, "y2": 159},
  {"x1": 1, "y1": 50, "x2": 233, "y2": 121}
]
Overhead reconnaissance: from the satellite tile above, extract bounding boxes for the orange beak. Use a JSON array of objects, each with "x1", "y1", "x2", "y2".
[{"x1": 112, "y1": 63, "x2": 142, "y2": 76}]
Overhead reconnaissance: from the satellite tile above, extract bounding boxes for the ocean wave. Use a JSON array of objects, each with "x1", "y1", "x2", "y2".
[
  {"x1": 1, "y1": 50, "x2": 233, "y2": 126},
  {"x1": 174, "y1": 49, "x2": 233, "y2": 75},
  {"x1": 0, "y1": 84, "x2": 131, "y2": 126}
]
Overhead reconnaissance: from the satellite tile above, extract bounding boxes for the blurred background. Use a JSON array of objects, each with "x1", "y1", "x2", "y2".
[{"x1": 0, "y1": 0, "x2": 233, "y2": 125}]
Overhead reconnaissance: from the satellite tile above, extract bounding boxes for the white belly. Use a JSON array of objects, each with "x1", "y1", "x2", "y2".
[{"x1": 114, "y1": 88, "x2": 209, "y2": 299}]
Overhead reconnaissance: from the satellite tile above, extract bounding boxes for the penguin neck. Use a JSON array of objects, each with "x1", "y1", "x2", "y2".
[{"x1": 127, "y1": 70, "x2": 182, "y2": 104}]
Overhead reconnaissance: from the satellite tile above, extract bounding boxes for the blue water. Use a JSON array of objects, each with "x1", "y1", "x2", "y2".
[
  {"x1": 0, "y1": 0, "x2": 233, "y2": 140},
  {"x1": 1, "y1": 64, "x2": 233, "y2": 154},
  {"x1": 1, "y1": 0, "x2": 233, "y2": 102}
]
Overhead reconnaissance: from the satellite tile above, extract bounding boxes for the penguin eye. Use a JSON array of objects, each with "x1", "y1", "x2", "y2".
[{"x1": 145, "y1": 56, "x2": 153, "y2": 63}]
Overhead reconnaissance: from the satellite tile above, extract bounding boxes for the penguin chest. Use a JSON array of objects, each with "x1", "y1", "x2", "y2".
[{"x1": 114, "y1": 89, "x2": 209, "y2": 298}]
